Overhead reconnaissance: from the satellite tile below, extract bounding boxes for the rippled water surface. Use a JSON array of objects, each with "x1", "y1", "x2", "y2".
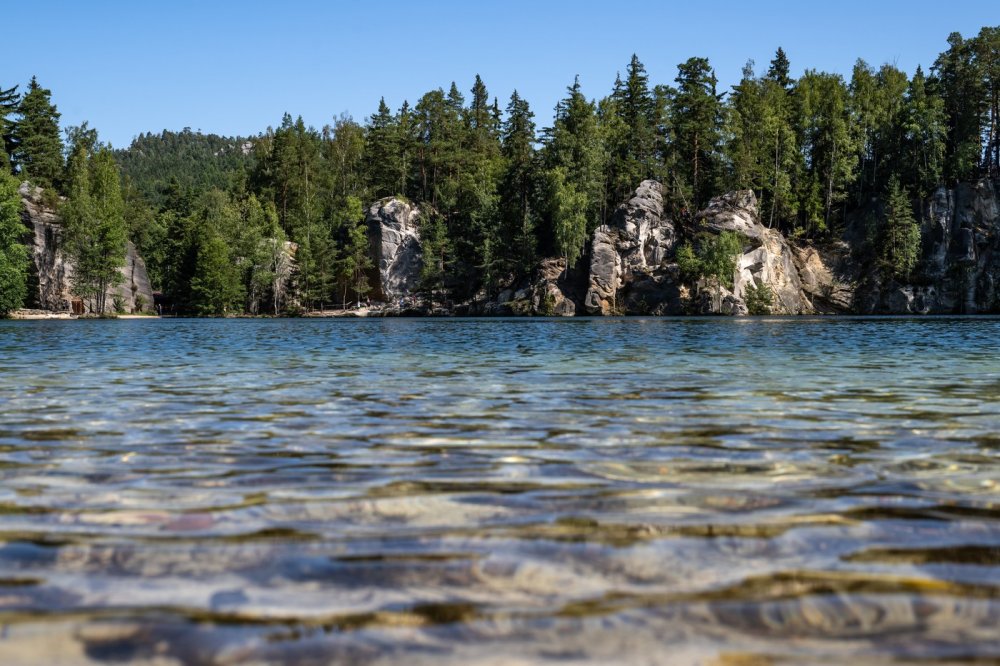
[{"x1": 0, "y1": 317, "x2": 998, "y2": 665}]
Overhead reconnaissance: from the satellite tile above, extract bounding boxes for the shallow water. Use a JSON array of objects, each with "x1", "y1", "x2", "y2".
[{"x1": 0, "y1": 317, "x2": 997, "y2": 665}]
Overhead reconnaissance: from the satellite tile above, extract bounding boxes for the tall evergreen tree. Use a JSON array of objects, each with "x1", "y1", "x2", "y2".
[
  {"x1": 365, "y1": 98, "x2": 398, "y2": 199},
  {"x1": 0, "y1": 148, "x2": 28, "y2": 315},
  {"x1": 12, "y1": 77, "x2": 63, "y2": 190},
  {"x1": 876, "y1": 176, "x2": 921, "y2": 281},
  {"x1": 498, "y1": 91, "x2": 538, "y2": 278},
  {"x1": 542, "y1": 76, "x2": 604, "y2": 245},
  {"x1": 795, "y1": 71, "x2": 857, "y2": 234},
  {"x1": 672, "y1": 57, "x2": 723, "y2": 209},
  {"x1": 900, "y1": 66, "x2": 947, "y2": 197},
  {"x1": 63, "y1": 144, "x2": 128, "y2": 314},
  {"x1": 932, "y1": 32, "x2": 987, "y2": 181},
  {"x1": 0, "y1": 84, "x2": 19, "y2": 168}
]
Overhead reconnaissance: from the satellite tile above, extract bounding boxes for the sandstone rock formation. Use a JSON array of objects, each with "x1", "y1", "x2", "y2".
[
  {"x1": 19, "y1": 183, "x2": 154, "y2": 313},
  {"x1": 855, "y1": 179, "x2": 1000, "y2": 314},
  {"x1": 530, "y1": 258, "x2": 576, "y2": 316},
  {"x1": 585, "y1": 180, "x2": 675, "y2": 314},
  {"x1": 695, "y1": 190, "x2": 812, "y2": 315},
  {"x1": 366, "y1": 198, "x2": 422, "y2": 302}
]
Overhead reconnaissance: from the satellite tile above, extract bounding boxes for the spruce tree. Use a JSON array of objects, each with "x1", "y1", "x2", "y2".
[
  {"x1": 63, "y1": 145, "x2": 128, "y2": 314},
  {"x1": 0, "y1": 148, "x2": 28, "y2": 315},
  {"x1": 0, "y1": 84, "x2": 19, "y2": 167},
  {"x1": 932, "y1": 33, "x2": 987, "y2": 181},
  {"x1": 877, "y1": 176, "x2": 921, "y2": 281},
  {"x1": 901, "y1": 66, "x2": 947, "y2": 196},
  {"x1": 767, "y1": 48, "x2": 792, "y2": 89},
  {"x1": 12, "y1": 77, "x2": 63, "y2": 190},
  {"x1": 365, "y1": 98, "x2": 398, "y2": 198},
  {"x1": 672, "y1": 57, "x2": 723, "y2": 209},
  {"x1": 499, "y1": 91, "x2": 537, "y2": 278},
  {"x1": 542, "y1": 76, "x2": 604, "y2": 242}
]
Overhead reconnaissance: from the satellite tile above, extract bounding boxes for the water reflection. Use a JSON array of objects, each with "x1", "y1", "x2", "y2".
[{"x1": 0, "y1": 317, "x2": 998, "y2": 664}]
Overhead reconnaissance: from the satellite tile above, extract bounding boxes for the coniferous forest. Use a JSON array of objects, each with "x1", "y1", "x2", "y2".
[{"x1": 1, "y1": 26, "x2": 998, "y2": 316}]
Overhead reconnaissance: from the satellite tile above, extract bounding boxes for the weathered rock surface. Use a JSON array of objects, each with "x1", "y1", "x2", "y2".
[
  {"x1": 694, "y1": 190, "x2": 813, "y2": 315},
  {"x1": 366, "y1": 198, "x2": 422, "y2": 302},
  {"x1": 585, "y1": 180, "x2": 675, "y2": 314},
  {"x1": 530, "y1": 258, "x2": 577, "y2": 316},
  {"x1": 856, "y1": 179, "x2": 1000, "y2": 314},
  {"x1": 19, "y1": 183, "x2": 154, "y2": 313},
  {"x1": 791, "y1": 242, "x2": 856, "y2": 313}
]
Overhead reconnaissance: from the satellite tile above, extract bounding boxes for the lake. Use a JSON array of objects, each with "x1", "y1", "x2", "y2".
[{"x1": 0, "y1": 317, "x2": 997, "y2": 664}]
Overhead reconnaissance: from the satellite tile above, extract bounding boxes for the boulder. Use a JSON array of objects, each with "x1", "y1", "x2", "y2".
[
  {"x1": 366, "y1": 198, "x2": 422, "y2": 302},
  {"x1": 585, "y1": 180, "x2": 675, "y2": 314}
]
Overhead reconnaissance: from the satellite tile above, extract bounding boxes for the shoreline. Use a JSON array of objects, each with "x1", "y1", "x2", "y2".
[{"x1": 8, "y1": 309, "x2": 1000, "y2": 321}]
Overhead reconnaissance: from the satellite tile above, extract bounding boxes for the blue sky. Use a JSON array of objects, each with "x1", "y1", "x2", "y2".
[{"x1": 7, "y1": 1, "x2": 998, "y2": 148}]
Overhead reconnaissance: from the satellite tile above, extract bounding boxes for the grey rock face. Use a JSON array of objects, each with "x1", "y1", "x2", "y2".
[
  {"x1": 695, "y1": 190, "x2": 812, "y2": 315},
  {"x1": 19, "y1": 183, "x2": 154, "y2": 313},
  {"x1": 366, "y1": 198, "x2": 422, "y2": 302},
  {"x1": 862, "y1": 179, "x2": 1000, "y2": 314},
  {"x1": 791, "y1": 243, "x2": 855, "y2": 313},
  {"x1": 531, "y1": 258, "x2": 576, "y2": 316},
  {"x1": 585, "y1": 180, "x2": 675, "y2": 314}
]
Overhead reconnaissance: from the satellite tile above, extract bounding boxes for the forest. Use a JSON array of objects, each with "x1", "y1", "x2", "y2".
[{"x1": 0, "y1": 26, "x2": 998, "y2": 316}]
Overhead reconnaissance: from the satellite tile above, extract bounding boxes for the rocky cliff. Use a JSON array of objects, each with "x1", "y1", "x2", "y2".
[
  {"x1": 366, "y1": 197, "x2": 422, "y2": 302},
  {"x1": 585, "y1": 180, "x2": 675, "y2": 314},
  {"x1": 858, "y1": 179, "x2": 1000, "y2": 314},
  {"x1": 579, "y1": 183, "x2": 830, "y2": 316},
  {"x1": 19, "y1": 183, "x2": 154, "y2": 314},
  {"x1": 360, "y1": 178, "x2": 1000, "y2": 318}
]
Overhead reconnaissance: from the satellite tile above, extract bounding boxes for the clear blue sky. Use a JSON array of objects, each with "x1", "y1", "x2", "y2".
[{"x1": 8, "y1": 1, "x2": 998, "y2": 148}]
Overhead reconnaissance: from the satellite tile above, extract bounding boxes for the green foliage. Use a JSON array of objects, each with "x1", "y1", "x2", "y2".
[
  {"x1": 744, "y1": 282, "x2": 774, "y2": 315},
  {"x1": 0, "y1": 163, "x2": 28, "y2": 316},
  {"x1": 672, "y1": 57, "x2": 724, "y2": 209},
  {"x1": 541, "y1": 77, "x2": 604, "y2": 240},
  {"x1": 546, "y1": 166, "x2": 588, "y2": 269},
  {"x1": 676, "y1": 231, "x2": 745, "y2": 289},
  {"x1": 62, "y1": 144, "x2": 128, "y2": 314},
  {"x1": 875, "y1": 177, "x2": 922, "y2": 281},
  {"x1": 419, "y1": 210, "x2": 450, "y2": 303},
  {"x1": 12, "y1": 77, "x2": 63, "y2": 190},
  {"x1": 115, "y1": 129, "x2": 253, "y2": 207},
  {"x1": 190, "y1": 228, "x2": 243, "y2": 315}
]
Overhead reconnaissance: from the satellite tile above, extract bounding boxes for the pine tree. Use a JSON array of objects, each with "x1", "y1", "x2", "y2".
[
  {"x1": 12, "y1": 77, "x2": 63, "y2": 190},
  {"x1": 542, "y1": 76, "x2": 604, "y2": 248},
  {"x1": 419, "y1": 210, "x2": 450, "y2": 305},
  {"x1": 877, "y1": 176, "x2": 921, "y2": 281},
  {"x1": 190, "y1": 227, "x2": 244, "y2": 315},
  {"x1": 62, "y1": 145, "x2": 128, "y2": 314},
  {"x1": 365, "y1": 98, "x2": 398, "y2": 198},
  {"x1": 901, "y1": 66, "x2": 947, "y2": 196},
  {"x1": 795, "y1": 70, "x2": 857, "y2": 234},
  {"x1": 932, "y1": 32, "x2": 987, "y2": 181},
  {"x1": 0, "y1": 84, "x2": 19, "y2": 167},
  {"x1": 0, "y1": 149, "x2": 28, "y2": 315},
  {"x1": 726, "y1": 61, "x2": 769, "y2": 196},
  {"x1": 546, "y1": 166, "x2": 588, "y2": 270},
  {"x1": 976, "y1": 27, "x2": 1000, "y2": 176},
  {"x1": 498, "y1": 91, "x2": 538, "y2": 278},
  {"x1": 672, "y1": 58, "x2": 723, "y2": 208}
]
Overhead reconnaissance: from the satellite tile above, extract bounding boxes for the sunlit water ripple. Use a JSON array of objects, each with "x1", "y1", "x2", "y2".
[{"x1": 0, "y1": 317, "x2": 997, "y2": 665}]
